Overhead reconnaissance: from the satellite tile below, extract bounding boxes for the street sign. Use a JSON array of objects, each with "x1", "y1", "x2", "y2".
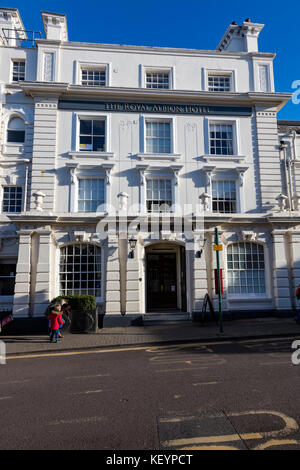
[{"x1": 213, "y1": 244, "x2": 223, "y2": 251}]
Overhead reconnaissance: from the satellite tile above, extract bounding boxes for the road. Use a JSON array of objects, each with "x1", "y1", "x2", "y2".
[{"x1": 1, "y1": 335, "x2": 300, "y2": 450}]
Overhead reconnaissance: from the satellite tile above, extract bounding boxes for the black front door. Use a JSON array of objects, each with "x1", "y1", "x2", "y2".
[{"x1": 146, "y1": 253, "x2": 177, "y2": 310}]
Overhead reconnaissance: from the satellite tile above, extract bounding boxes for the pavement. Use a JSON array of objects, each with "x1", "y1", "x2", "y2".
[{"x1": 1, "y1": 315, "x2": 300, "y2": 355}]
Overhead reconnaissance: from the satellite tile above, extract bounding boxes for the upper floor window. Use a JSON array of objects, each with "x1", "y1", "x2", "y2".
[
  {"x1": 81, "y1": 68, "x2": 106, "y2": 86},
  {"x1": 2, "y1": 186, "x2": 23, "y2": 213},
  {"x1": 7, "y1": 117, "x2": 25, "y2": 143},
  {"x1": 208, "y1": 74, "x2": 231, "y2": 92},
  {"x1": 12, "y1": 60, "x2": 25, "y2": 82},
  {"x1": 227, "y1": 242, "x2": 266, "y2": 295},
  {"x1": 145, "y1": 120, "x2": 171, "y2": 153},
  {"x1": 146, "y1": 71, "x2": 170, "y2": 89},
  {"x1": 79, "y1": 119, "x2": 106, "y2": 151},
  {"x1": 146, "y1": 178, "x2": 172, "y2": 213},
  {"x1": 78, "y1": 178, "x2": 105, "y2": 212},
  {"x1": 212, "y1": 180, "x2": 237, "y2": 213},
  {"x1": 209, "y1": 123, "x2": 234, "y2": 156}
]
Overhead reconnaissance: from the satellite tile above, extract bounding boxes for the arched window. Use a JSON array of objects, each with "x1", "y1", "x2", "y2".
[
  {"x1": 7, "y1": 117, "x2": 25, "y2": 143},
  {"x1": 227, "y1": 242, "x2": 266, "y2": 295},
  {"x1": 59, "y1": 244, "x2": 101, "y2": 297}
]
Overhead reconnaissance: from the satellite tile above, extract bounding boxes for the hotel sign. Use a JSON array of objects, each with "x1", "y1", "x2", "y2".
[{"x1": 58, "y1": 99, "x2": 253, "y2": 116}]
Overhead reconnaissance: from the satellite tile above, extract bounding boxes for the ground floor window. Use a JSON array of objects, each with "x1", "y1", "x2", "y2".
[
  {"x1": 0, "y1": 261, "x2": 16, "y2": 295},
  {"x1": 59, "y1": 244, "x2": 101, "y2": 297},
  {"x1": 227, "y1": 242, "x2": 266, "y2": 295}
]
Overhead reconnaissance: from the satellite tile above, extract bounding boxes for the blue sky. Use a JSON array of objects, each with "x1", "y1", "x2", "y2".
[{"x1": 3, "y1": 0, "x2": 299, "y2": 119}]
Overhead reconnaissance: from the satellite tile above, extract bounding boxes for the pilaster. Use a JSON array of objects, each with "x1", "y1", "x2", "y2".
[
  {"x1": 272, "y1": 230, "x2": 292, "y2": 310},
  {"x1": 12, "y1": 229, "x2": 32, "y2": 317}
]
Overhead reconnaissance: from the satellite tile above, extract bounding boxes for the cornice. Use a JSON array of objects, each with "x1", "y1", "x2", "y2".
[
  {"x1": 34, "y1": 38, "x2": 276, "y2": 59},
  {"x1": 20, "y1": 82, "x2": 291, "y2": 110}
]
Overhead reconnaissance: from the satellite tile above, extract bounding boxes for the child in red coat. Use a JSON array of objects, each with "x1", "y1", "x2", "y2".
[{"x1": 49, "y1": 306, "x2": 64, "y2": 343}]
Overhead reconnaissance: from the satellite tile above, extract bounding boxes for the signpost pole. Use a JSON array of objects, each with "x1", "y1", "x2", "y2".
[{"x1": 214, "y1": 227, "x2": 223, "y2": 334}]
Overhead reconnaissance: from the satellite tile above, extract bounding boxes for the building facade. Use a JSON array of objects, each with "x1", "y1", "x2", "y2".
[{"x1": 0, "y1": 8, "x2": 299, "y2": 325}]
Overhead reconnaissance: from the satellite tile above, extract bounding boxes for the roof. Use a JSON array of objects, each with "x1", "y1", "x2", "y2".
[{"x1": 278, "y1": 120, "x2": 300, "y2": 134}]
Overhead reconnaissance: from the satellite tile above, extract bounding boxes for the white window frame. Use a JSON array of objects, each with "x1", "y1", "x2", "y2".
[
  {"x1": 146, "y1": 177, "x2": 174, "y2": 213},
  {"x1": 205, "y1": 118, "x2": 239, "y2": 157},
  {"x1": 11, "y1": 59, "x2": 26, "y2": 83},
  {"x1": 74, "y1": 113, "x2": 111, "y2": 153},
  {"x1": 140, "y1": 65, "x2": 174, "y2": 89},
  {"x1": 77, "y1": 176, "x2": 106, "y2": 213},
  {"x1": 225, "y1": 242, "x2": 268, "y2": 299},
  {"x1": 211, "y1": 178, "x2": 239, "y2": 214},
  {"x1": 1, "y1": 185, "x2": 23, "y2": 214},
  {"x1": 58, "y1": 242, "x2": 103, "y2": 301},
  {"x1": 6, "y1": 116, "x2": 26, "y2": 144},
  {"x1": 75, "y1": 61, "x2": 110, "y2": 86},
  {"x1": 205, "y1": 69, "x2": 236, "y2": 92},
  {"x1": 140, "y1": 115, "x2": 176, "y2": 155}
]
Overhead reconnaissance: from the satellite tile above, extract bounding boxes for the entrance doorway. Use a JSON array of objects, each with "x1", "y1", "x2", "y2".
[{"x1": 145, "y1": 243, "x2": 186, "y2": 312}]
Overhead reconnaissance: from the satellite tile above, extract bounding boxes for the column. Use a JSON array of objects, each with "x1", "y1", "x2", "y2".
[
  {"x1": 272, "y1": 230, "x2": 292, "y2": 310},
  {"x1": 33, "y1": 228, "x2": 53, "y2": 315},
  {"x1": 105, "y1": 231, "x2": 121, "y2": 315},
  {"x1": 126, "y1": 240, "x2": 141, "y2": 314},
  {"x1": 12, "y1": 229, "x2": 32, "y2": 317},
  {"x1": 193, "y1": 231, "x2": 207, "y2": 312}
]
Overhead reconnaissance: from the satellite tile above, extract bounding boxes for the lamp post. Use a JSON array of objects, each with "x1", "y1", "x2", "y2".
[{"x1": 214, "y1": 227, "x2": 223, "y2": 334}]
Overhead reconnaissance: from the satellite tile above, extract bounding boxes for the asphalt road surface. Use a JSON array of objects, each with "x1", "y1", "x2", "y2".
[{"x1": 1, "y1": 335, "x2": 300, "y2": 450}]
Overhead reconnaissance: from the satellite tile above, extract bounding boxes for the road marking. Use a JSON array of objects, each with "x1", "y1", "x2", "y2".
[
  {"x1": 179, "y1": 445, "x2": 239, "y2": 450},
  {"x1": 155, "y1": 367, "x2": 208, "y2": 373},
  {"x1": 193, "y1": 381, "x2": 218, "y2": 386},
  {"x1": 254, "y1": 439, "x2": 300, "y2": 450},
  {"x1": 48, "y1": 416, "x2": 103, "y2": 426},
  {"x1": 0, "y1": 396, "x2": 12, "y2": 400},
  {"x1": 0, "y1": 379, "x2": 30, "y2": 385},
  {"x1": 227, "y1": 410, "x2": 298, "y2": 438},
  {"x1": 160, "y1": 410, "x2": 299, "y2": 450},
  {"x1": 160, "y1": 416, "x2": 196, "y2": 423},
  {"x1": 162, "y1": 432, "x2": 262, "y2": 447},
  {"x1": 71, "y1": 389, "x2": 103, "y2": 395},
  {"x1": 65, "y1": 374, "x2": 110, "y2": 380}
]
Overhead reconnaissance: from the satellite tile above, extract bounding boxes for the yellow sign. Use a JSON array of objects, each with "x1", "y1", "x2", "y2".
[{"x1": 213, "y1": 244, "x2": 223, "y2": 251}]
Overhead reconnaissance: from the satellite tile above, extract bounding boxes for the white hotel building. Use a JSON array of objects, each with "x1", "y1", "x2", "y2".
[{"x1": 0, "y1": 7, "x2": 299, "y2": 326}]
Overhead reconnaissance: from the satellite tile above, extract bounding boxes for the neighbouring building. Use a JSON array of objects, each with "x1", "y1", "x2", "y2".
[{"x1": 0, "y1": 7, "x2": 299, "y2": 327}]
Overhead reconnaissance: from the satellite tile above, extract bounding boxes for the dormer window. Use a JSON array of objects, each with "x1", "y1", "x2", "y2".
[{"x1": 7, "y1": 117, "x2": 25, "y2": 143}]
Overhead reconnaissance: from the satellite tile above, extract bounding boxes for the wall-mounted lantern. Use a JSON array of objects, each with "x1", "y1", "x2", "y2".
[{"x1": 128, "y1": 237, "x2": 137, "y2": 258}]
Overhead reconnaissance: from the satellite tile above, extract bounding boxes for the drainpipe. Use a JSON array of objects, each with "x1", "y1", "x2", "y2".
[{"x1": 280, "y1": 140, "x2": 292, "y2": 210}]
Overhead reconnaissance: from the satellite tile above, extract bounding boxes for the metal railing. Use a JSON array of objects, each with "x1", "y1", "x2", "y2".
[{"x1": 2, "y1": 28, "x2": 42, "y2": 47}]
